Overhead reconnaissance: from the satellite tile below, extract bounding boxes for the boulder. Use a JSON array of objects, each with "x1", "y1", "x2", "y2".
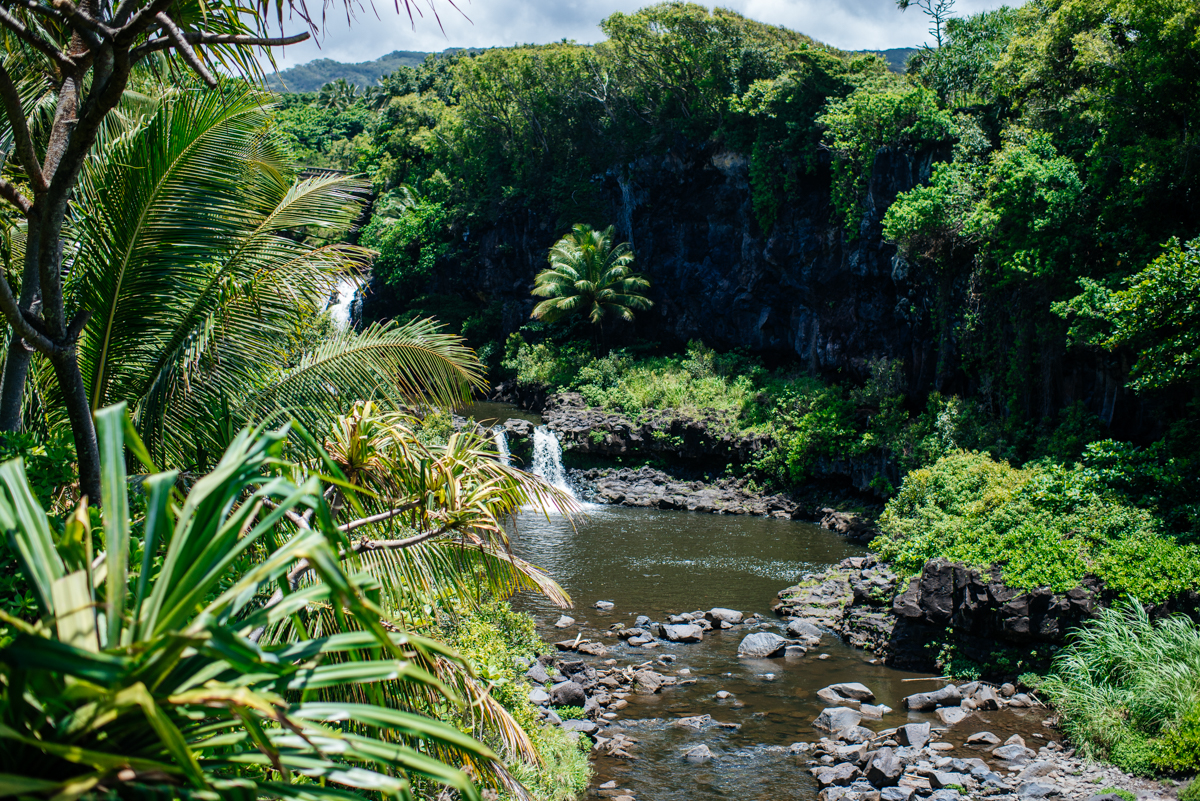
[
  {"x1": 860, "y1": 703, "x2": 891, "y2": 719},
  {"x1": 966, "y1": 731, "x2": 1001, "y2": 746},
  {"x1": 829, "y1": 682, "x2": 875, "y2": 702},
  {"x1": 554, "y1": 615, "x2": 575, "y2": 628},
  {"x1": 784, "y1": 645, "x2": 806, "y2": 659},
  {"x1": 737, "y1": 631, "x2": 789, "y2": 658},
  {"x1": 813, "y1": 707, "x2": 863, "y2": 733},
  {"x1": 903, "y1": 684, "x2": 962, "y2": 711},
  {"x1": 929, "y1": 771, "x2": 972, "y2": 790},
  {"x1": 865, "y1": 747, "x2": 903, "y2": 787},
  {"x1": 881, "y1": 788, "x2": 915, "y2": 801},
  {"x1": 896, "y1": 722, "x2": 931, "y2": 749},
  {"x1": 1009, "y1": 693, "x2": 1035, "y2": 707},
  {"x1": 786, "y1": 617, "x2": 825, "y2": 641},
  {"x1": 682, "y1": 744, "x2": 714, "y2": 764},
  {"x1": 814, "y1": 763, "x2": 861, "y2": 788},
  {"x1": 1017, "y1": 782, "x2": 1060, "y2": 799},
  {"x1": 992, "y1": 743, "x2": 1036, "y2": 764},
  {"x1": 662, "y1": 623, "x2": 704, "y2": 643},
  {"x1": 577, "y1": 641, "x2": 608, "y2": 656},
  {"x1": 634, "y1": 670, "x2": 664, "y2": 694},
  {"x1": 593, "y1": 600, "x2": 615, "y2": 611},
  {"x1": 707, "y1": 607, "x2": 744, "y2": 624},
  {"x1": 525, "y1": 662, "x2": 550, "y2": 685},
  {"x1": 974, "y1": 685, "x2": 1001, "y2": 710},
  {"x1": 935, "y1": 706, "x2": 970, "y2": 726},
  {"x1": 561, "y1": 719, "x2": 598, "y2": 735},
  {"x1": 549, "y1": 681, "x2": 586, "y2": 707},
  {"x1": 528, "y1": 688, "x2": 549, "y2": 705},
  {"x1": 635, "y1": 615, "x2": 651, "y2": 627},
  {"x1": 836, "y1": 726, "x2": 877, "y2": 744}
]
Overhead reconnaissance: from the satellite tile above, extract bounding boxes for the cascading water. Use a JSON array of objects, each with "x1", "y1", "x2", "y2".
[
  {"x1": 531, "y1": 426, "x2": 576, "y2": 499},
  {"x1": 493, "y1": 426, "x2": 512, "y2": 467},
  {"x1": 326, "y1": 277, "x2": 358, "y2": 331}
]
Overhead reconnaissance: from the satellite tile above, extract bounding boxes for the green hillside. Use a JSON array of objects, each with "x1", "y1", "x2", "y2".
[{"x1": 265, "y1": 49, "x2": 432, "y2": 92}]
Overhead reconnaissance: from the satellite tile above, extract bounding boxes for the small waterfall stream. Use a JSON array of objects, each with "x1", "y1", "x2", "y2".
[
  {"x1": 327, "y1": 277, "x2": 358, "y2": 331},
  {"x1": 531, "y1": 426, "x2": 577, "y2": 500},
  {"x1": 493, "y1": 426, "x2": 512, "y2": 467}
]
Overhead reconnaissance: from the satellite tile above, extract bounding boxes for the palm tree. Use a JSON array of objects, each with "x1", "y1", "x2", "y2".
[
  {"x1": 39, "y1": 86, "x2": 482, "y2": 470},
  {"x1": 531, "y1": 223, "x2": 653, "y2": 328},
  {"x1": 318, "y1": 78, "x2": 362, "y2": 111}
]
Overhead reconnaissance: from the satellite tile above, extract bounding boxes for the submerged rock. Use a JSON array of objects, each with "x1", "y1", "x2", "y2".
[{"x1": 737, "y1": 631, "x2": 789, "y2": 658}]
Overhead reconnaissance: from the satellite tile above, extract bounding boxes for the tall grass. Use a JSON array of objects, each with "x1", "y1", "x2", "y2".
[{"x1": 1041, "y1": 599, "x2": 1200, "y2": 775}]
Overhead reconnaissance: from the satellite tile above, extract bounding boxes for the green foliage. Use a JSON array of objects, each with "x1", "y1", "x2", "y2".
[
  {"x1": 361, "y1": 197, "x2": 452, "y2": 294},
  {"x1": 1099, "y1": 790, "x2": 1136, "y2": 801},
  {"x1": 554, "y1": 705, "x2": 588, "y2": 720},
  {"x1": 1060, "y1": 237, "x2": 1200, "y2": 391},
  {"x1": 532, "y1": 224, "x2": 652, "y2": 327},
  {"x1": 875, "y1": 451, "x2": 1200, "y2": 600},
  {"x1": 1041, "y1": 600, "x2": 1200, "y2": 776},
  {"x1": 0, "y1": 430, "x2": 74, "y2": 510},
  {"x1": 820, "y1": 80, "x2": 954, "y2": 231},
  {"x1": 1181, "y1": 777, "x2": 1200, "y2": 801}
]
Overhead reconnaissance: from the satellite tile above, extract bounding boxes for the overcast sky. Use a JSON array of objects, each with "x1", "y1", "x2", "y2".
[{"x1": 268, "y1": 0, "x2": 1017, "y2": 69}]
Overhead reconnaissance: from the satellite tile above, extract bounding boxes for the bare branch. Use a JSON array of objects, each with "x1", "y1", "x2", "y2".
[
  {"x1": 132, "y1": 30, "x2": 309, "y2": 59},
  {"x1": 153, "y1": 12, "x2": 216, "y2": 87},
  {"x1": 113, "y1": 0, "x2": 179, "y2": 46},
  {"x1": 0, "y1": 179, "x2": 32, "y2": 214},
  {"x1": 0, "y1": 63, "x2": 47, "y2": 194},
  {"x1": 48, "y1": 0, "x2": 117, "y2": 41},
  {"x1": 337, "y1": 503, "x2": 420, "y2": 533},
  {"x1": 285, "y1": 523, "x2": 458, "y2": 589},
  {"x1": 0, "y1": 4, "x2": 75, "y2": 70},
  {"x1": 0, "y1": 270, "x2": 57, "y2": 354}
]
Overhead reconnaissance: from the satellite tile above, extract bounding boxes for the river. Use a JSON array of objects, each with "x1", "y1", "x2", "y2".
[{"x1": 465, "y1": 404, "x2": 1058, "y2": 800}]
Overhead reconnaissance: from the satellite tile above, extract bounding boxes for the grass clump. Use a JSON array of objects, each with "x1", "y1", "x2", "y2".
[
  {"x1": 1181, "y1": 777, "x2": 1200, "y2": 801},
  {"x1": 1040, "y1": 600, "x2": 1200, "y2": 777},
  {"x1": 873, "y1": 451, "x2": 1200, "y2": 600}
]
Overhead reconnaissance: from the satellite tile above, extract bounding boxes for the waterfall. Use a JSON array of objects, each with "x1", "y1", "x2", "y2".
[
  {"x1": 327, "y1": 276, "x2": 358, "y2": 331},
  {"x1": 531, "y1": 426, "x2": 576, "y2": 499},
  {"x1": 493, "y1": 426, "x2": 512, "y2": 467}
]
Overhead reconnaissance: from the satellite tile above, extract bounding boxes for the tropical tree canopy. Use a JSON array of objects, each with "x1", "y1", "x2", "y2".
[{"x1": 531, "y1": 224, "x2": 652, "y2": 326}]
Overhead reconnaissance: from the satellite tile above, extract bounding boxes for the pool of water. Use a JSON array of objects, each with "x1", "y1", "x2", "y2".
[{"x1": 470, "y1": 404, "x2": 1056, "y2": 800}]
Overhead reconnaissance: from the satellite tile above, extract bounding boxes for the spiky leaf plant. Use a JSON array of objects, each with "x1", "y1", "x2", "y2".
[{"x1": 0, "y1": 403, "x2": 495, "y2": 800}]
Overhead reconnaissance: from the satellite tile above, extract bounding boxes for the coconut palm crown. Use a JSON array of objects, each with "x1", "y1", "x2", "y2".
[{"x1": 531, "y1": 224, "x2": 653, "y2": 325}]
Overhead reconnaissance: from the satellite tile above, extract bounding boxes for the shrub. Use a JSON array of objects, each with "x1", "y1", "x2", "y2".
[
  {"x1": 1181, "y1": 777, "x2": 1200, "y2": 801},
  {"x1": 1041, "y1": 600, "x2": 1200, "y2": 776},
  {"x1": 874, "y1": 451, "x2": 1200, "y2": 600}
]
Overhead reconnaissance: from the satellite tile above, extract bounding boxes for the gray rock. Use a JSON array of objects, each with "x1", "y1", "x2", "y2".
[
  {"x1": 897, "y1": 722, "x2": 931, "y2": 749},
  {"x1": 715, "y1": 690, "x2": 732, "y2": 699},
  {"x1": 1017, "y1": 782, "x2": 1060, "y2": 799},
  {"x1": 549, "y1": 681, "x2": 586, "y2": 707},
  {"x1": 634, "y1": 670, "x2": 664, "y2": 694},
  {"x1": 528, "y1": 687, "x2": 550, "y2": 705},
  {"x1": 635, "y1": 615, "x2": 651, "y2": 627},
  {"x1": 865, "y1": 747, "x2": 902, "y2": 787},
  {"x1": 881, "y1": 788, "x2": 914, "y2": 801},
  {"x1": 966, "y1": 731, "x2": 1001, "y2": 745},
  {"x1": 834, "y1": 743, "x2": 868, "y2": 765},
  {"x1": 836, "y1": 725, "x2": 877, "y2": 744},
  {"x1": 784, "y1": 645, "x2": 806, "y2": 659},
  {"x1": 860, "y1": 703, "x2": 891, "y2": 719},
  {"x1": 1084, "y1": 795, "x2": 1128, "y2": 801},
  {"x1": 929, "y1": 771, "x2": 971, "y2": 790},
  {"x1": 561, "y1": 719, "x2": 598, "y2": 735},
  {"x1": 830, "y1": 682, "x2": 875, "y2": 702},
  {"x1": 935, "y1": 706, "x2": 970, "y2": 726},
  {"x1": 992, "y1": 743, "x2": 1036, "y2": 764},
  {"x1": 814, "y1": 763, "x2": 861, "y2": 788},
  {"x1": 1018, "y1": 761, "x2": 1056, "y2": 781},
  {"x1": 737, "y1": 631, "x2": 789, "y2": 658},
  {"x1": 554, "y1": 615, "x2": 575, "y2": 628},
  {"x1": 1005, "y1": 733, "x2": 1026, "y2": 746},
  {"x1": 975, "y1": 685, "x2": 1001, "y2": 710},
  {"x1": 526, "y1": 662, "x2": 550, "y2": 685},
  {"x1": 813, "y1": 707, "x2": 863, "y2": 733},
  {"x1": 544, "y1": 708, "x2": 562, "y2": 725},
  {"x1": 928, "y1": 792, "x2": 966, "y2": 801},
  {"x1": 682, "y1": 743, "x2": 714, "y2": 764},
  {"x1": 818, "y1": 686, "x2": 855, "y2": 706},
  {"x1": 1000, "y1": 682, "x2": 1016, "y2": 696},
  {"x1": 903, "y1": 684, "x2": 962, "y2": 711},
  {"x1": 593, "y1": 600, "x2": 615, "y2": 610},
  {"x1": 662, "y1": 623, "x2": 704, "y2": 643},
  {"x1": 706, "y1": 607, "x2": 744, "y2": 624},
  {"x1": 1009, "y1": 692, "x2": 1035, "y2": 707},
  {"x1": 786, "y1": 617, "x2": 824, "y2": 641}
]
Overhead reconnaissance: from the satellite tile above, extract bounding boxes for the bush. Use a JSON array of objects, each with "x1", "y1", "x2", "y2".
[
  {"x1": 1181, "y1": 777, "x2": 1200, "y2": 801},
  {"x1": 874, "y1": 451, "x2": 1200, "y2": 600},
  {"x1": 1040, "y1": 600, "x2": 1200, "y2": 776}
]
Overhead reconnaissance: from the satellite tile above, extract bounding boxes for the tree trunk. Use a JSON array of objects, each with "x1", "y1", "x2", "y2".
[
  {"x1": 50, "y1": 347, "x2": 101, "y2": 505},
  {"x1": 0, "y1": 218, "x2": 42, "y2": 430}
]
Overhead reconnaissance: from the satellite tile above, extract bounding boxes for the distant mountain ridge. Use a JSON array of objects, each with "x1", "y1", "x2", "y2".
[
  {"x1": 264, "y1": 44, "x2": 917, "y2": 93},
  {"x1": 265, "y1": 50, "x2": 432, "y2": 92}
]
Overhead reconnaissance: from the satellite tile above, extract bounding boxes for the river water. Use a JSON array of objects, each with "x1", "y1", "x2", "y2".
[{"x1": 465, "y1": 404, "x2": 1057, "y2": 800}]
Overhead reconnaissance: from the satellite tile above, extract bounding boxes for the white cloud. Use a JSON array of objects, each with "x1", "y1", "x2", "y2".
[{"x1": 267, "y1": 0, "x2": 1017, "y2": 69}]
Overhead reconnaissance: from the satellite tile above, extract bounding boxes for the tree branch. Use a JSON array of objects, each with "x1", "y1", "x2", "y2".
[
  {"x1": 0, "y1": 272, "x2": 57, "y2": 354},
  {"x1": 131, "y1": 30, "x2": 309, "y2": 59},
  {"x1": 0, "y1": 179, "x2": 32, "y2": 214},
  {"x1": 0, "y1": 62, "x2": 47, "y2": 195},
  {"x1": 337, "y1": 503, "x2": 420, "y2": 533},
  {"x1": 47, "y1": 0, "x2": 116, "y2": 43},
  {"x1": 0, "y1": 5, "x2": 75, "y2": 70},
  {"x1": 285, "y1": 523, "x2": 458, "y2": 590},
  {"x1": 153, "y1": 12, "x2": 216, "y2": 87}
]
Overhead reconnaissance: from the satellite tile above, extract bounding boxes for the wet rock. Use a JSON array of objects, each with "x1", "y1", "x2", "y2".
[
  {"x1": 1000, "y1": 682, "x2": 1016, "y2": 697},
  {"x1": 814, "y1": 707, "x2": 863, "y2": 733},
  {"x1": 836, "y1": 726, "x2": 877, "y2": 744},
  {"x1": 578, "y1": 642, "x2": 609, "y2": 656},
  {"x1": 860, "y1": 703, "x2": 891, "y2": 719},
  {"x1": 715, "y1": 690, "x2": 732, "y2": 699},
  {"x1": 633, "y1": 670, "x2": 664, "y2": 694},
  {"x1": 1017, "y1": 782, "x2": 1060, "y2": 799},
  {"x1": 865, "y1": 747, "x2": 903, "y2": 787},
  {"x1": 881, "y1": 788, "x2": 915, "y2": 801},
  {"x1": 737, "y1": 631, "x2": 789, "y2": 658},
  {"x1": 674, "y1": 715, "x2": 712, "y2": 729},
  {"x1": 1009, "y1": 693, "x2": 1035, "y2": 707},
  {"x1": 902, "y1": 684, "x2": 962, "y2": 711},
  {"x1": 549, "y1": 681, "x2": 586, "y2": 707},
  {"x1": 682, "y1": 744, "x2": 714, "y2": 764},
  {"x1": 974, "y1": 685, "x2": 1001, "y2": 710},
  {"x1": 784, "y1": 645, "x2": 806, "y2": 659},
  {"x1": 707, "y1": 608, "x2": 744, "y2": 624},
  {"x1": 992, "y1": 743, "x2": 1036, "y2": 764},
  {"x1": 829, "y1": 682, "x2": 875, "y2": 702},
  {"x1": 662, "y1": 623, "x2": 704, "y2": 643},
  {"x1": 897, "y1": 723, "x2": 931, "y2": 749},
  {"x1": 935, "y1": 706, "x2": 970, "y2": 726},
  {"x1": 966, "y1": 731, "x2": 1001, "y2": 745},
  {"x1": 785, "y1": 617, "x2": 824, "y2": 642},
  {"x1": 594, "y1": 600, "x2": 615, "y2": 611},
  {"x1": 814, "y1": 763, "x2": 861, "y2": 788},
  {"x1": 928, "y1": 771, "x2": 971, "y2": 790},
  {"x1": 554, "y1": 615, "x2": 575, "y2": 628}
]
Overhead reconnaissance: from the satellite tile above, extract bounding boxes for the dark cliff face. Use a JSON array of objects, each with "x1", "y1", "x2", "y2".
[{"x1": 366, "y1": 142, "x2": 942, "y2": 385}]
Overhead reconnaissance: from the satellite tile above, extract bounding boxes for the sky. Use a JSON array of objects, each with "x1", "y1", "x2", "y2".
[{"x1": 268, "y1": 0, "x2": 1016, "y2": 69}]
